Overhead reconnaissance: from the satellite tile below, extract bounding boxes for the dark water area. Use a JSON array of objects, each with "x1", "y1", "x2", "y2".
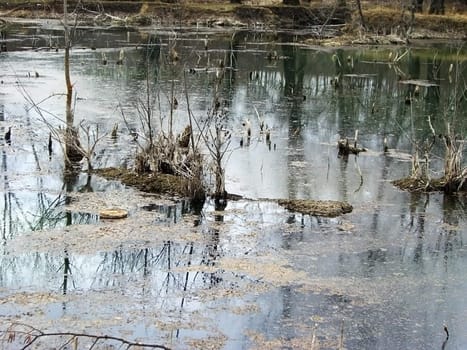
[{"x1": 0, "y1": 21, "x2": 466, "y2": 349}]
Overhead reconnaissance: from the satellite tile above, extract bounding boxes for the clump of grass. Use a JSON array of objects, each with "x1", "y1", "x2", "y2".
[
  {"x1": 362, "y1": 5, "x2": 467, "y2": 36},
  {"x1": 113, "y1": 34, "x2": 206, "y2": 203},
  {"x1": 393, "y1": 57, "x2": 466, "y2": 194}
]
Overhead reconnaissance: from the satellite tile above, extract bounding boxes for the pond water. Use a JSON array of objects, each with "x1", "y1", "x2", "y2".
[{"x1": 0, "y1": 21, "x2": 466, "y2": 349}]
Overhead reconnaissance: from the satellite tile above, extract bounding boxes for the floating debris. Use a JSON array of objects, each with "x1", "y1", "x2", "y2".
[{"x1": 99, "y1": 208, "x2": 128, "y2": 219}]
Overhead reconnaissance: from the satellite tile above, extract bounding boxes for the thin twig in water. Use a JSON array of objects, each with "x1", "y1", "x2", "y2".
[
  {"x1": 353, "y1": 157, "x2": 364, "y2": 193},
  {"x1": 310, "y1": 323, "x2": 317, "y2": 350},
  {"x1": 339, "y1": 319, "x2": 345, "y2": 350},
  {"x1": 441, "y1": 324, "x2": 449, "y2": 350}
]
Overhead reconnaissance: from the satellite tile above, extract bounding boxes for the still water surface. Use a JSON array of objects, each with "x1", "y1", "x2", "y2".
[{"x1": 0, "y1": 22, "x2": 466, "y2": 349}]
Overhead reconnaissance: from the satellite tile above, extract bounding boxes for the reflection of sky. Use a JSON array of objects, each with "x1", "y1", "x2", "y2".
[{"x1": 0, "y1": 27, "x2": 466, "y2": 348}]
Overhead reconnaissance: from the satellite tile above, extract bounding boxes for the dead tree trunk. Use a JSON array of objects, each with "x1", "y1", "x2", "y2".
[
  {"x1": 214, "y1": 127, "x2": 226, "y2": 200},
  {"x1": 355, "y1": 0, "x2": 366, "y2": 29},
  {"x1": 63, "y1": 0, "x2": 82, "y2": 164},
  {"x1": 429, "y1": 0, "x2": 445, "y2": 14},
  {"x1": 64, "y1": 0, "x2": 72, "y2": 129}
]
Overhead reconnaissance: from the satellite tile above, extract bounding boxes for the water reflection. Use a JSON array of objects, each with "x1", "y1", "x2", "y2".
[{"x1": 0, "y1": 24, "x2": 466, "y2": 348}]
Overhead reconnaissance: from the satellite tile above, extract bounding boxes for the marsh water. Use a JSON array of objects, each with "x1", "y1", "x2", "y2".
[{"x1": 0, "y1": 21, "x2": 466, "y2": 349}]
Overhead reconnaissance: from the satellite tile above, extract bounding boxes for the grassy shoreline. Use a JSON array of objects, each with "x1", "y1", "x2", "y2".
[{"x1": 1, "y1": 2, "x2": 466, "y2": 41}]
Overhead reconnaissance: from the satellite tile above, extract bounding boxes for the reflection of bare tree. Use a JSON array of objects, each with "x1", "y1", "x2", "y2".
[
  {"x1": 399, "y1": 192, "x2": 465, "y2": 270},
  {"x1": 0, "y1": 160, "x2": 81, "y2": 241},
  {"x1": 369, "y1": 155, "x2": 391, "y2": 235},
  {"x1": 281, "y1": 34, "x2": 306, "y2": 98},
  {"x1": 338, "y1": 155, "x2": 349, "y2": 201},
  {"x1": 425, "y1": 57, "x2": 441, "y2": 122},
  {"x1": 405, "y1": 51, "x2": 420, "y2": 105},
  {"x1": 2, "y1": 148, "x2": 12, "y2": 243},
  {"x1": 61, "y1": 249, "x2": 73, "y2": 295},
  {"x1": 200, "y1": 228, "x2": 222, "y2": 286},
  {"x1": 410, "y1": 193, "x2": 428, "y2": 265},
  {"x1": 1, "y1": 103, "x2": 12, "y2": 242},
  {"x1": 31, "y1": 192, "x2": 67, "y2": 231},
  {"x1": 91, "y1": 230, "x2": 224, "y2": 313},
  {"x1": 224, "y1": 31, "x2": 244, "y2": 101},
  {"x1": 78, "y1": 174, "x2": 94, "y2": 193},
  {"x1": 438, "y1": 196, "x2": 464, "y2": 265},
  {"x1": 95, "y1": 242, "x2": 178, "y2": 288},
  {"x1": 136, "y1": 34, "x2": 161, "y2": 81},
  {"x1": 280, "y1": 34, "x2": 309, "y2": 199}
]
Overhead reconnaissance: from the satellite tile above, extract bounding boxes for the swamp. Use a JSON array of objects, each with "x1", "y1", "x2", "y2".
[{"x1": 0, "y1": 16, "x2": 466, "y2": 350}]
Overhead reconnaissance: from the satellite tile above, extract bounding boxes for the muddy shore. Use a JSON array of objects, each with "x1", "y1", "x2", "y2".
[{"x1": 1, "y1": 1, "x2": 466, "y2": 42}]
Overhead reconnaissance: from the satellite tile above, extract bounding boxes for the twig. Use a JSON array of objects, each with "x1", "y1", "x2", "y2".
[
  {"x1": 339, "y1": 319, "x2": 344, "y2": 350},
  {"x1": 5, "y1": 322, "x2": 171, "y2": 350},
  {"x1": 441, "y1": 324, "x2": 449, "y2": 350},
  {"x1": 183, "y1": 69, "x2": 197, "y2": 154},
  {"x1": 310, "y1": 323, "x2": 317, "y2": 350}
]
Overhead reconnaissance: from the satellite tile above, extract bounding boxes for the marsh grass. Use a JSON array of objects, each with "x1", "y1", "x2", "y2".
[
  {"x1": 362, "y1": 5, "x2": 467, "y2": 36},
  {"x1": 393, "y1": 55, "x2": 466, "y2": 194}
]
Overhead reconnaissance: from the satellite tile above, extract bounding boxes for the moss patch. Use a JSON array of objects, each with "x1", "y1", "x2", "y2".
[
  {"x1": 96, "y1": 167, "x2": 191, "y2": 197},
  {"x1": 278, "y1": 199, "x2": 353, "y2": 217}
]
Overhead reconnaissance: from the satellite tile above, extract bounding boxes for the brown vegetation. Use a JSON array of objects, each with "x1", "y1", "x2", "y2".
[
  {"x1": 96, "y1": 167, "x2": 197, "y2": 197},
  {"x1": 363, "y1": 6, "x2": 467, "y2": 38},
  {"x1": 2, "y1": 1, "x2": 465, "y2": 39},
  {"x1": 392, "y1": 137, "x2": 467, "y2": 194},
  {"x1": 278, "y1": 199, "x2": 353, "y2": 217}
]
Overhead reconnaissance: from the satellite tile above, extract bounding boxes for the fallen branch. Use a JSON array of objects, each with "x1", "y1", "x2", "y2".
[
  {"x1": 3, "y1": 322, "x2": 171, "y2": 350},
  {"x1": 442, "y1": 324, "x2": 449, "y2": 350}
]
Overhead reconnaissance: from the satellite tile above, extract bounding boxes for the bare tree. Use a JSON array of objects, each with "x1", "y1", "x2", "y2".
[{"x1": 63, "y1": 0, "x2": 82, "y2": 166}]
